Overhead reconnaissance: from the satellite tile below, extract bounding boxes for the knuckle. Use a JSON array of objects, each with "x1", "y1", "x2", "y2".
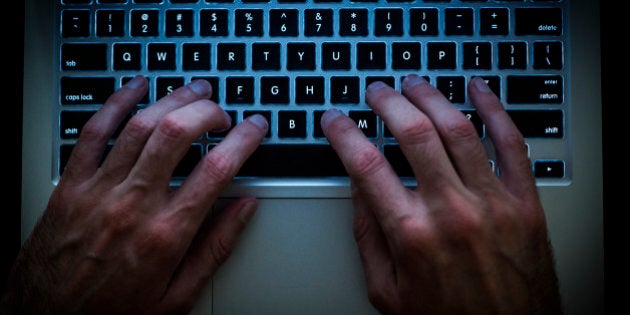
[
  {"x1": 366, "y1": 286, "x2": 392, "y2": 313},
  {"x1": 138, "y1": 221, "x2": 179, "y2": 255},
  {"x1": 199, "y1": 150, "x2": 236, "y2": 185},
  {"x1": 395, "y1": 215, "x2": 436, "y2": 253},
  {"x1": 157, "y1": 114, "x2": 189, "y2": 142},
  {"x1": 348, "y1": 146, "x2": 388, "y2": 178},
  {"x1": 123, "y1": 116, "x2": 154, "y2": 142},
  {"x1": 499, "y1": 131, "x2": 527, "y2": 152},
  {"x1": 442, "y1": 117, "x2": 479, "y2": 143},
  {"x1": 210, "y1": 237, "x2": 234, "y2": 267},
  {"x1": 396, "y1": 117, "x2": 436, "y2": 146}
]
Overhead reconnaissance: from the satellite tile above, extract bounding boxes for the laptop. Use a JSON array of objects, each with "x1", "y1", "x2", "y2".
[{"x1": 21, "y1": 0, "x2": 603, "y2": 314}]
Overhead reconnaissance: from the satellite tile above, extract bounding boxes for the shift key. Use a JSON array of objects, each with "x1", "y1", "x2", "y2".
[
  {"x1": 61, "y1": 77, "x2": 115, "y2": 105},
  {"x1": 507, "y1": 75, "x2": 563, "y2": 104}
]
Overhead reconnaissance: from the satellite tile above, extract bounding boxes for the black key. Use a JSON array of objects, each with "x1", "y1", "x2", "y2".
[
  {"x1": 148, "y1": 43, "x2": 176, "y2": 70},
  {"x1": 183, "y1": 43, "x2": 211, "y2": 70},
  {"x1": 313, "y1": 110, "x2": 326, "y2": 138},
  {"x1": 204, "y1": 0, "x2": 235, "y2": 2},
  {"x1": 506, "y1": 110, "x2": 563, "y2": 138},
  {"x1": 62, "y1": 10, "x2": 90, "y2": 38},
  {"x1": 191, "y1": 76, "x2": 219, "y2": 103},
  {"x1": 498, "y1": 42, "x2": 527, "y2": 69},
  {"x1": 375, "y1": 8, "x2": 403, "y2": 36},
  {"x1": 278, "y1": 111, "x2": 307, "y2": 138},
  {"x1": 478, "y1": 76, "x2": 501, "y2": 99},
  {"x1": 392, "y1": 42, "x2": 421, "y2": 70},
  {"x1": 235, "y1": 9, "x2": 263, "y2": 37},
  {"x1": 534, "y1": 160, "x2": 565, "y2": 178},
  {"x1": 260, "y1": 76, "x2": 290, "y2": 104},
  {"x1": 60, "y1": 110, "x2": 96, "y2": 139},
  {"x1": 304, "y1": 9, "x2": 333, "y2": 37},
  {"x1": 287, "y1": 43, "x2": 316, "y2": 70},
  {"x1": 480, "y1": 8, "x2": 509, "y2": 35},
  {"x1": 409, "y1": 8, "x2": 438, "y2": 36},
  {"x1": 243, "y1": 111, "x2": 272, "y2": 138},
  {"x1": 269, "y1": 9, "x2": 299, "y2": 37},
  {"x1": 200, "y1": 9, "x2": 229, "y2": 36},
  {"x1": 166, "y1": 10, "x2": 194, "y2": 37},
  {"x1": 134, "y1": 0, "x2": 164, "y2": 2},
  {"x1": 436, "y1": 76, "x2": 465, "y2": 103},
  {"x1": 113, "y1": 43, "x2": 141, "y2": 70},
  {"x1": 461, "y1": 110, "x2": 483, "y2": 138},
  {"x1": 445, "y1": 8, "x2": 473, "y2": 35},
  {"x1": 322, "y1": 43, "x2": 351, "y2": 70},
  {"x1": 217, "y1": 43, "x2": 246, "y2": 70},
  {"x1": 357, "y1": 42, "x2": 386, "y2": 70},
  {"x1": 96, "y1": 10, "x2": 125, "y2": 37},
  {"x1": 131, "y1": 10, "x2": 159, "y2": 37},
  {"x1": 339, "y1": 9, "x2": 368, "y2": 36},
  {"x1": 252, "y1": 43, "x2": 281, "y2": 70},
  {"x1": 533, "y1": 41, "x2": 563, "y2": 70},
  {"x1": 99, "y1": 0, "x2": 128, "y2": 2},
  {"x1": 173, "y1": 145, "x2": 203, "y2": 178},
  {"x1": 242, "y1": 0, "x2": 269, "y2": 2},
  {"x1": 507, "y1": 75, "x2": 563, "y2": 104},
  {"x1": 349, "y1": 111, "x2": 377, "y2": 138},
  {"x1": 63, "y1": 0, "x2": 91, "y2": 3},
  {"x1": 226, "y1": 77, "x2": 255, "y2": 104},
  {"x1": 207, "y1": 110, "x2": 236, "y2": 138},
  {"x1": 237, "y1": 145, "x2": 346, "y2": 177},
  {"x1": 156, "y1": 77, "x2": 184, "y2": 99},
  {"x1": 278, "y1": 0, "x2": 306, "y2": 2},
  {"x1": 61, "y1": 77, "x2": 115, "y2": 105},
  {"x1": 122, "y1": 76, "x2": 149, "y2": 104},
  {"x1": 62, "y1": 44, "x2": 107, "y2": 71},
  {"x1": 330, "y1": 77, "x2": 359, "y2": 104},
  {"x1": 170, "y1": 0, "x2": 200, "y2": 3},
  {"x1": 295, "y1": 77, "x2": 325, "y2": 104},
  {"x1": 366, "y1": 76, "x2": 395, "y2": 89},
  {"x1": 515, "y1": 8, "x2": 562, "y2": 35},
  {"x1": 463, "y1": 42, "x2": 491, "y2": 70},
  {"x1": 384, "y1": 145, "x2": 413, "y2": 177},
  {"x1": 427, "y1": 42, "x2": 456, "y2": 69}
]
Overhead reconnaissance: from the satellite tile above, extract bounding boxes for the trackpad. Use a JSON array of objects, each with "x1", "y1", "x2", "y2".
[{"x1": 190, "y1": 198, "x2": 378, "y2": 315}]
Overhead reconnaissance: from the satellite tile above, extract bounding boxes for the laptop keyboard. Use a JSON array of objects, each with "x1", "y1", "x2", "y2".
[{"x1": 56, "y1": 0, "x2": 569, "y2": 184}]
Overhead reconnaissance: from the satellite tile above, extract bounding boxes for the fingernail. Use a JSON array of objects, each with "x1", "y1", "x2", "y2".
[
  {"x1": 403, "y1": 74, "x2": 428, "y2": 87},
  {"x1": 188, "y1": 79, "x2": 212, "y2": 96},
  {"x1": 321, "y1": 108, "x2": 344, "y2": 130},
  {"x1": 247, "y1": 114, "x2": 268, "y2": 130},
  {"x1": 367, "y1": 81, "x2": 388, "y2": 92},
  {"x1": 124, "y1": 75, "x2": 145, "y2": 90},
  {"x1": 238, "y1": 200, "x2": 258, "y2": 224},
  {"x1": 472, "y1": 77, "x2": 492, "y2": 93}
]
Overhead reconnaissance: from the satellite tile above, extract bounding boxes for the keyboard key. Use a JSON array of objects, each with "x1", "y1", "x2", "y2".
[
  {"x1": 374, "y1": 8, "x2": 403, "y2": 36},
  {"x1": 217, "y1": 43, "x2": 246, "y2": 70},
  {"x1": 349, "y1": 111, "x2": 377, "y2": 138},
  {"x1": 173, "y1": 145, "x2": 203, "y2": 178},
  {"x1": 183, "y1": 43, "x2": 211, "y2": 70},
  {"x1": 226, "y1": 77, "x2": 255, "y2": 104},
  {"x1": 130, "y1": 10, "x2": 159, "y2": 37},
  {"x1": 237, "y1": 145, "x2": 346, "y2": 177},
  {"x1": 461, "y1": 110, "x2": 484, "y2": 138},
  {"x1": 165, "y1": 10, "x2": 194, "y2": 37},
  {"x1": 60, "y1": 110, "x2": 96, "y2": 139},
  {"x1": 480, "y1": 8, "x2": 509, "y2": 35},
  {"x1": 191, "y1": 76, "x2": 219, "y2": 103},
  {"x1": 506, "y1": 110, "x2": 563, "y2": 138},
  {"x1": 243, "y1": 111, "x2": 272, "y2": 138},
  {"x1": 304, "y1": 9, "x2": 333, "y2": 37},
  {"x1": 498, "y1": 42, "x2": 527, "y2": 69},
  {"x1": 62, "y1": 10, "x2": 90, "y2": 37},
  {"x1": 445, "y1": 8, "x2": 473, "y2": 35},
  {"x1": 313, "y1": 110, "x2": 326, "y2": 138},
  {"x1": 392, "y1": 42, "x2": 421, "y2": 70},
  {"x1": 339, "y1": 9, "x2": 368, "y2": 36},
  {"x1": 96, "y1": 10, "x2": 125, "y2": 37},
  {"x1": 515, "y1": 8, "x2": 562, "y2": 35},
  {"x1": 409, "y1": 8, "x2": 438, "y2": 36},
  {"x1": 427, "y1": 42, "x2": 456, "y2": 69},
  {"x1": 479, "y1": 76, "x2": 501, "y2": 99},
  {"x1": 207, "y1": 110, "x2": 236, "y2": 138},
  {"x1": 260, "y1": 76, "x2": 290, "y2": 104},
  {"x1": 322, "y1": 43, "x2": 351, "y2": 70},
  {"x1": 122, "y1": 76, "x2": 150, "y2": 104},
  {"x1": 534, "y1": 160, "x2": 565, "y2": 178},
  {"x1": 507, "y1": 75, "x2": 563, "y2": 104},
  {"x1": 61, "y1": 77, "x2": 115, "y2": 105},
  {"x1": 62, "y1": 43, "x2": 107, "y2": 70},
  {"x1": 269, "y1": 9, "x2": 299, "y2": 37},
  {"x1": 356, "y1": 42, "x2": 386, "y2": 70},
  {"x1": 200, "y1": 9, "x2": 229, "y2": 36},
  {"x1": 295, "y1": 77, "x2": 325, "y2": 104},
  {"x1": 235, "y1": 9, "x2": 263, "y2": 37},
  {"x1": 287, "y1": 43, "x2": 316, "y2": 70},
  {"x1": 156, "y1": 76, "x2": 184, "y2": 99},
  {"x1": 113, "y1": 44, "x2": 142, "y2": 70},
  {"x1": 383, "y1": 145, "x2": 413, "y2": 177},
  {"x1": 252, "y1": 43, "x2": 281, "y2": 70},
  {"x1": 533, "y1": 41, "x2": 563, "y2": 70},
  {"x1": 366, "y1": 76, "x2": 395, "y2": 89},
  {"x1": 148, "y1": 43, "x2": 176, "y2": 70},
  {"x1": 436, "y1": 76, "x2": 465, "y2": 103},
  {"x1": 278, "y1": 111, "x2": 307, "y2": 138},
  {"x1": 330, "y1": 77, "x2": 360, "y2": 104},
  {"x1": 463, "y1": 42, "x2": 491, "y2": 69}
]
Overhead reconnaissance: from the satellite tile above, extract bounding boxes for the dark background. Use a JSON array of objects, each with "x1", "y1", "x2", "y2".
[{"x1": 2, "y1": 1, "x2": 614, "y2": 310}]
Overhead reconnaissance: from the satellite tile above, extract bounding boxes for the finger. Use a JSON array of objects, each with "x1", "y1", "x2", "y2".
[
  {"x1": 321, "y1": 109, "x2": 412, "y2": 236},
  {"x1": 400, "y1": 75, "x2": 495, "y2": 188},
  {"x1": 61, "y1": 75, "x2": 147, "y2": 183},
  {"x1": 168, "y1": 114, "x2": 268, "y2": 225},
  {"x1": 126, "y1": 99, "x2": 231, "y2": 186},
  {"x1": 157, "y1": 197, "x2": 258, "y2": 313},
  {"x1": 364, "y1": 81, "x2": 461, "y2": 191},
  {"x1": 351, "y1": 184, "x2": 399, "y2": 311},
  {"x1": 468, "y1": 77, "x2": 536, "y2": 195},
  {"x1": 98, "y1": 79, "x2": 214, "y2": 183}
]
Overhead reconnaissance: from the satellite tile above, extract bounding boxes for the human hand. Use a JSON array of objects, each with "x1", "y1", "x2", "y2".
[
  {"x1": 1, "y1": 76, "x2": 268, "y2": 314},
  {"x1": 322, "y1": 75, "x2": 562, "y2": 314}
]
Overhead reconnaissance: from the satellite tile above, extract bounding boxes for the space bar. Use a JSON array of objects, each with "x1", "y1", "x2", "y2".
[{"x1": 237, "y1": 145, "x2": 348, "y2": 177}]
